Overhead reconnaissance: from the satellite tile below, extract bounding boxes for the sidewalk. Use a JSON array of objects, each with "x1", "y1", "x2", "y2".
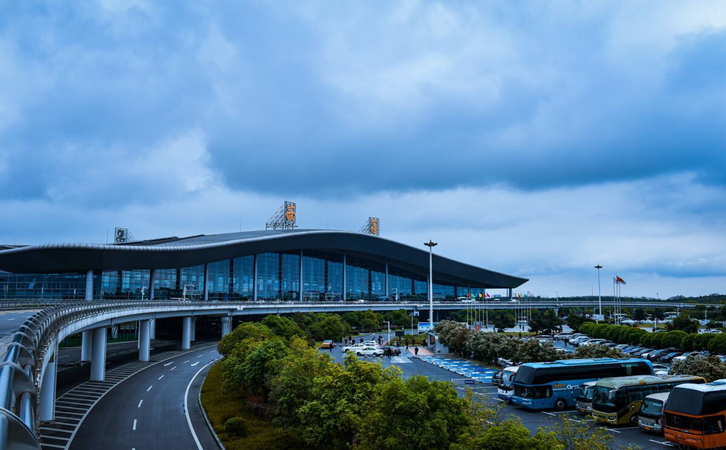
[{"x1": 405, "y1": 346, "x2": 433, "y2": 357}]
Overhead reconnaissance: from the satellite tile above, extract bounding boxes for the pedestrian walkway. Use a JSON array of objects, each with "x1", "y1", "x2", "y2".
[{"x1": 416, "y1": 355, "x2": 498, "y2": 383}]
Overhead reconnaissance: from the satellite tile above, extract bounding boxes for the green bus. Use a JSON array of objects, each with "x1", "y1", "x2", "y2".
[{"x1": 592, "y1": 375, "x2": 705, "y2": 426}]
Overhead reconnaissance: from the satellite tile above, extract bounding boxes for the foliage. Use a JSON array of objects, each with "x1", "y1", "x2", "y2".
[
  {"x1": 308, "y1": 314, "x2": 350, "y2": 341},
  {"x1": 453, "y1": 418, "x2": 560, "y2": 450},
  {"x1": 548, "y1": 416, "x2": 621, "y2": 450},
  {"x1": 243, "y1": 337, "x2": 291, "y2": 401},
  {"x1": 695, "y1": 333, "x2": 717, "y2": 351},
  {"x1": 341, "y1": 309, "x2": 382, "y2": 332},
  {"x1": 529, "y1": 309, "x2": 564, "y2": 335},
  {"x1": 356, "y1": 376, "x2": 471, "y2": 450},
  {"x1": 218, "y1": 322, "x2": 275, "y2": 357},
  {"x1": 667, "y1": 313, "x2": 699, "y2": 334},
  {"x1": 298, "y1": 355, "x2": 400, "y2": 448},
  {"x1": 224, "y1": 417, "x2": 250, "y2": 438},
  {"x1": 492, "y1": 311, "x2": 515, "y2": 332},
  {"x1": 632, "y1": 308, "x2": 647, "y2": 321},
  {"x1": 261, "y1": 315, "x2": 306, "y2": 341},
  {"x1": 707, "y1": 333, "x2": 726, "y2": 354},
  {"x1": 383, "y1": 309, "x2": 418, "y2": 328},
  {"x1": 566, "y1": 314, "x2": 588, "y2": 332},
  {"x1": 671, "y1": 355, "x2": 726, "y2": 382},
  {"x1": 661, "y1": 330, "x2": 688, "y2": 349}
]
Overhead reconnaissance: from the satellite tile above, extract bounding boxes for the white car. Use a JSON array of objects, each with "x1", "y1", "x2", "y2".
[
  {"x1": 362, "y1": 341, "x2": 380, "y2": 347},
  {"x1": 356, "y1": 346, "x2": 384, "y2": 357},
  {"x1": 581, "y1": 339, "x2": 607, "y2": 347},
  {"x1": 343, "y1": 343, "x2": 365, "y2": 353}
]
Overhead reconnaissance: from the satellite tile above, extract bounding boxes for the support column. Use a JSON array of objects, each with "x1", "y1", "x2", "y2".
[
  {"x1": 90, "y1": 327, "x2": 107, "y2": 382},
  {"x1": 139, "y1": 320, "x2": 151, "y2": 362},
  {"x1": 150, "y1": 319, "x2": 156, "y2": 340},
  {"x1": 190, "y1": 317, "x2": 197, "y2": 342},
  {"x1": 39, "y1": 349, "x2": 58, "y2": 422},
  {"x1": 149, "y1": 269, "x2": 156, "y2": 300},
  {"x1": 203, "y1": 263, "x2": 209, "y2": 301},
  {"x1": 85, "y1": 269, "x2": 94, "y2": 300},
  {"x1": 385, "y1": 263, "x2": 389, "y2": 298},
  {"x1": 299, "y1": 250, "x2": 304, "y2": 302},
  {"x1": 221, "y1": 316, "x2": 232, "y2": 337},
  {"x1": 342, "y1": 253, "x2": 347, "y2": 301},
  {"x1": 252, "y1": 255, "x2": 258, "y2": 302},
  {"x1": 182, "y1": 316, "x2": 192, "y2": 350},
  {"x1": 81, "y1": 330, "x2": 93, "y2": 362}
]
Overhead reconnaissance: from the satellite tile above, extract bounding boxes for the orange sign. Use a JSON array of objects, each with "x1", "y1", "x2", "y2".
[{"x1": 285, "y1": 204, "x2": 296, "y2": 222}]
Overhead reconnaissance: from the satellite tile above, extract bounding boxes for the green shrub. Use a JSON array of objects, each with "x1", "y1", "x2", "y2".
[
  {"x1": 224, "y1": 417, "x2": 250, "y2": 438},
  {"x1": 708, "y1": 334, "x2": 726, "y2": 354}
]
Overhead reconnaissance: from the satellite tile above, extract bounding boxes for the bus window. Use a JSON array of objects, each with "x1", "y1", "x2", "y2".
[
  {"x1": 667, "y1": 413, "x2": 703, "y2": 433},
  {"x1": 534, "y1": 386, "x2": 552, "y2": 398},
  {"x1": 642, "y1": 384, "x2": 657, "y2": 397},
  {"x1": 627, "y1": 386, "x2": 644, "y2": 403},
  {"x1": 704, "y1": 416, "x2": 725, "y2": 435}
]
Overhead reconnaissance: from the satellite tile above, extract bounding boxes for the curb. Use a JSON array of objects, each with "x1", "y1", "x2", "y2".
[{"x1": 198, "y1": 359, "x2": 226, "y2": 450}]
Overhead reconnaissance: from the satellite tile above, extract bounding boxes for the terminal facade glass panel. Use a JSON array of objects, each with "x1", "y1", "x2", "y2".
[
  {"x1": 257, "y1": 252, "x2": 280, "y2": 299},
  {"x1": 207, "y1": 260, "x2": 230, "y2": 300},
  {"x1": 153, "y1": 269, "x2": 177, "y2": 299},
  {"x1": 281, "y1": 253, "x2": 300, "y2": 300},
  {"x1": 232, "y1": 256, "x2": 254, "y2": 300},
  {"x1": 180, "y1": 265, "x2": 205, "y2": 300}
]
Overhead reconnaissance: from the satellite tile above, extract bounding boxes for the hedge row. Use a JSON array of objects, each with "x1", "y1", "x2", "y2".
[{"x1": 579, "y1": 323, "x2": 726, "y2": 354}]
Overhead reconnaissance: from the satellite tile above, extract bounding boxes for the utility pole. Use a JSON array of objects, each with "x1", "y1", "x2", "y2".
[{"x1": 424, "y1": 240, "x2": 437, "y2": 331}]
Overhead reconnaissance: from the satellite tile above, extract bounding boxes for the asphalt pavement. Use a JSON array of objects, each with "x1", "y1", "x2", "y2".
[
  {"x1": 69, "y1": 344, "x2": 221, "y2": 450},
  {"x1": 0, "y1": 309, "x2": 38, "y2": 338}
]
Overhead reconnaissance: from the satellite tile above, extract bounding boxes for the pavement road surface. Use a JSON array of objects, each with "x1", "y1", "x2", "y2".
[{"x1": 70, "y1": 345, "x2": 221, "y2": 450}]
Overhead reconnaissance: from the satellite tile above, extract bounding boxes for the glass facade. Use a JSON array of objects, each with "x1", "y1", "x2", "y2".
[{"x1": 0, "y1": 251, "x2": 486, "y2": 302}]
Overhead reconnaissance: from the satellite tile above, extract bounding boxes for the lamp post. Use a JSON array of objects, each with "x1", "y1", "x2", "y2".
[
  {"x1": 594, "y1": 265, "x2": 603, "y2": 319},
  {"x1": 386, "y1": 320, "x2": 391, "y2": 343},
  {"x1": 424, "y1": 240, "x2": 437, "y2": 330}
]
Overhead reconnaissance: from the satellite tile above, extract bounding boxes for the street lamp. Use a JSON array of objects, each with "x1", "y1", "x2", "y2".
[
  {"x1": 386, "y1": 320, "x2": 391, "y2": 343},
  {"x1": 392, "y1": 287, "x2": 399, "y2": 302},
  {"x1": 424, "y1": 240, "x2": 437, "y2": 331},
  {"x1": 141, "y1": 286, "x2": 147, "y2": 302},
  {"x1": 594, "y1": 265, "x2": 603, "y2": 319}
]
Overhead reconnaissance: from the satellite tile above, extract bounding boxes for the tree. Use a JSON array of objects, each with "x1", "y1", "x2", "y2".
[
  {"x1": 298, "y1": 356, "x2": 399, "y2": 448},
  {"x1": 217, "y1": 322, "x2": 274, "y2": 356},
  {"x1": 708, "y1": 334, "x2": 726, "y2": 354},
  {"x1": 357, "y1": 376, "x2": 471, "y2": 450},
  {"x1": 566, "y1": 314, "x2": 587, "y2": 332},
  {"x1": 571, "y1": 345, "x2": 626, "y2": 359},
  {"x1": 261, "y1": 315, "x2": 306, "y2": 341},
  {"x1": 342, "y1": 312, "x2": 362, "y2": 329},
  {"x1": 529, "y1": 309, "x2": 564, "y2": 335},
  {"x1": 452, "y1": 418, "x2": 559, "y2": 450},
  {"x1": 514, "y1": 340, "x2": 561, "y2": 364},
  {"x1": 493, "y1": 311, "x2": 515, "y2": 332},
  {"x1": 269, "y1": 339, "x2": 335, "y2": 427},
  {"x1": 671, "y1": 355, "x2": 726, "y2": 382},
  {"x1": 651, "y1": 309, "x2": 666, "y2": 321},
  {"x1": 633, "y1": 308, "x2": 647, "y2": 322},
  {"x1": 661, "y1": 330, "x2": 688, "y2": 349},
  {"x1": 695, "y1": 333, "x2": 717, "y2": 351},
  {"x1": 667, "y1": 313, "x2": 699, "y2": 334},
  {"x1": 243, "y1": 337, "x2": 291, "y2": 401}
]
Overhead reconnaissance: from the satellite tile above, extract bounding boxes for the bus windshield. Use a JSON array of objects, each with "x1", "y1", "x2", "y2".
[
  {"x1": 499, "y1": 370, "x2": 517, "y2": 390},
  {"x1": 576, "y1": 385, "x2": 594, "y2": 401},
  {"x1": 640, "y1": 398, "x2": 663, "y2": 417},
  {"x1": 594, "y1": 386, "x2": 625, "y2": 413}
]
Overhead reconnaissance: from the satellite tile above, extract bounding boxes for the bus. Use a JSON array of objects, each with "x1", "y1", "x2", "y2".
[
  {"x1": 511, "y1": 358, "x2": 652, "y2": 410},
  {"x1": 592, "y1": 375, "x2": 705, "y2": 426},
  {"x1": 575, "y1": 381, "x2": 597, "y2": 414},
  {"x1": 497, "y1": 366, "x2": 519, "y2": 403},
  {"x1": 663, "y1": 380, "x2": 726, "y2": 449}
]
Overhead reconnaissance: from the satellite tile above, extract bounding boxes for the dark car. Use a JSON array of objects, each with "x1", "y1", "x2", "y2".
[
  {"x1": 648, "y1": 349, "x2": 671, "y2": 361},
  {"x1": 379, "y1": 346, "x2": 401, "y2": 356},
  {"x1": 659, "y1": 352, "x2": 683, "y2": 363}
]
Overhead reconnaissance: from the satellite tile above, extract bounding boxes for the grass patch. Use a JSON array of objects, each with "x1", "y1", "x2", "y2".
[{"x1": 201, "y1": 362, "x2": 307, "y2": 450}]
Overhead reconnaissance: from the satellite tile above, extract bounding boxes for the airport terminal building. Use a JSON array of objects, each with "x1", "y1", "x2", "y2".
[{"x1": 0, "y1": 229, "x2": 527, "y2": 301}]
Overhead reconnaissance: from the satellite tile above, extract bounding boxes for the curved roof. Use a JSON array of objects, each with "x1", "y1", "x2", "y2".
[{"x1": 0, "y1": 229, "x2": 527, "y2": 289}]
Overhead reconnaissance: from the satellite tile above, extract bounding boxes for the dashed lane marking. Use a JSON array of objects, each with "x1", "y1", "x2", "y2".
[
  {"x1": 147, "y1": 386, "x2": 153, "y2": 392},
  {"x1": 138, "y1": 400, "x2": 143, "y2": 408},
  {"x1": 133, "y1": 419, "x2": 137, "y2": 431},
  {"x1": 158, "y1": 375, "x2": 164, "y2": 380}
]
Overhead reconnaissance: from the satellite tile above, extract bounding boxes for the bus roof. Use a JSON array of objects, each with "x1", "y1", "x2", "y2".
[
  {"x1": 672, "y1": 379, "x2": 726, "y2": 393},
  {"x1": 521, "y1": 358, "x2": 647, "y2": 369},
  {"x1": 644, "y1": 392, "x2": 670, "y2": 402},
  {"x1": 596, "y1": 375, "x2": 702, "y2": 389}
]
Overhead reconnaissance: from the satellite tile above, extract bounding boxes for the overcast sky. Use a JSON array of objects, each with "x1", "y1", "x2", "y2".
[{"x1": 1, "y1": 1, "x2": 725, "y2": 298}]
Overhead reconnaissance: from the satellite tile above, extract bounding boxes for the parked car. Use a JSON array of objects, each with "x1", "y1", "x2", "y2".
[
  {"x1": 321, "y1": 340, "x2": 335, "y2": 349},
  {"x1": 659, "y1": 352, "x2": 683, "y2": 363},
  {"x1": 633, "y1": 348, "x2": 652, "y2": 357},
  {"x1": 616, "y1": 344, "x2": 630, "y2": 350},
  {"x1": 379, "y1": 346, "x2": 401, "y2": 356},
  {"x1": 648, "y1": 349, "x2": 671, "y2": 361},
  {"x1": 624, "y1": 347, "x2": 644, "y2": 354},
  {"x1": 535, "y1": 335, "x2": 554, "y2": 341},
  {"x1": 555, "y1": 333, "x2": 574, "y2": 341},
  {"x1": 343, "y1": 343, "x2": 365, "y2": 353},
  {"x1": 580, "y1": 338, "x2": 606, "y2": 347},
  {"x1": 356, "y1": 346, "x2": 384, "y2": 357}
]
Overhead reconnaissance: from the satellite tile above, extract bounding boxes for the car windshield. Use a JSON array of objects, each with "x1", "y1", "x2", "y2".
[{"x1": 640, "y1": 398, "x2": 663, "y2": 416}]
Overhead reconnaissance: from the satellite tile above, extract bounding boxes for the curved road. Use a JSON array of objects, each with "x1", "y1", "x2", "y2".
[{"x1": 70, "y1": 345, "x2": 221, "y2": 450}]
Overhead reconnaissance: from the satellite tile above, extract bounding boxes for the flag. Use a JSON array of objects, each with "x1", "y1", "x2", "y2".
[
  {"x1": 486, "y1": 293, "x2": 490, "y2": 298},
  {"x1": 615, "y1": 276, "x2": 626, "y2": 285},
  {"x1": 478, "y1": 292, "x2": 482, "y2": 298}
]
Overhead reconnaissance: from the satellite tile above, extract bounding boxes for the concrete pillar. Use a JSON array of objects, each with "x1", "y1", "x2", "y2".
[
  {"x1": 221, "y1": 316, "x2": 232, "y2": 337},
  {"x1": 203, "y1": 264, "x2": 209, "y2": 301},
  {"x1": 39, "y1": 350, "x2": 57, "y2": 421},
  {"x1": 150, "y1": 319, "x2": 156, "y2": 340},
  {"x1": 182, "y1": 316, "x2": 192, "y2": 350},
  {"x1": 90, "y1": 327, "x2": 107, "y2": 381},
  {"x1": 139, "y1": 320, "x2": 151, "y2": 362},
  {"x1": 85, "y1": 270, "x2": 94, "y2": 300},
  {"x1": 252, "y1": 255, "x2": 258, "y2": 302},
  {"x1": 149, "y1": 269, "x2": 156, "y2": 300},
  {"x1": 299, "y1": 250, "x2": 304, "y2": 302},
  {"x1": 190, "y1": 317, "x2": 197, "y2": 342},
  {"x1": 342, "y1": 253, "x2": 347, "y2": 301},
  {"x1": 81, "y1": 330, "x2": 93, "y2": 362}
]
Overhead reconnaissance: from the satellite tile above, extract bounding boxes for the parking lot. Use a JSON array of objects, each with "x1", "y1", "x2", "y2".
[{"x1": 319, "y1": 334, "x2": 675, "y2": 449}]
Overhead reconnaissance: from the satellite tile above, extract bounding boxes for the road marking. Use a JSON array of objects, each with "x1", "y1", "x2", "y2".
[
  {"x1": 147, "y1": 386, "x2": 153, "y2": 392},
  {"x1": 183, "y1": 360, "x2": 189, "y2": 363},
  {"x1": 164, "y1": 362, "x2": 174, "y2": 367},
  {"x1": 191, "y1": 362, "x2": 199, "y2": 367},
  {"x1": 197, "y1": 354, "x2": 203, "y2": 358},
  {"x1": 158, "y1": 375, "x2": 164, "y2": 380},
  {"x1": 133, "y1": 419, "x2": 137, "y2": 431},
  {"x1": 170, "y1": 366, "x2": 176, "y2": 371},
  {"x1": 137, "y1": 400, "x2": 143, "y2": 408},
  {"x1": 649, "y1": 440, "x2": 675, "y2": 447},
  {"x1": 185, "y1": 357, "x2": 221, "y2": 450}
]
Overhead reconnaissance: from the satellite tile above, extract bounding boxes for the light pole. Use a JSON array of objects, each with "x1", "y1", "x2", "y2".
[
  {"x1": 141, "y1": 287, "x2": 147, "y2": 302},
  {"x1": 393, "y1": 287, "x2": 399, "y2": 302},
  {"x1": 386, "y1": 320, "x2": 391, "y2": 343},
  {"x1": 424, "y1": 240, "x2": 437, "y2": 330},
  {"x1": 594, "y1": 265, "x2": 603, "y2": 318}
]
